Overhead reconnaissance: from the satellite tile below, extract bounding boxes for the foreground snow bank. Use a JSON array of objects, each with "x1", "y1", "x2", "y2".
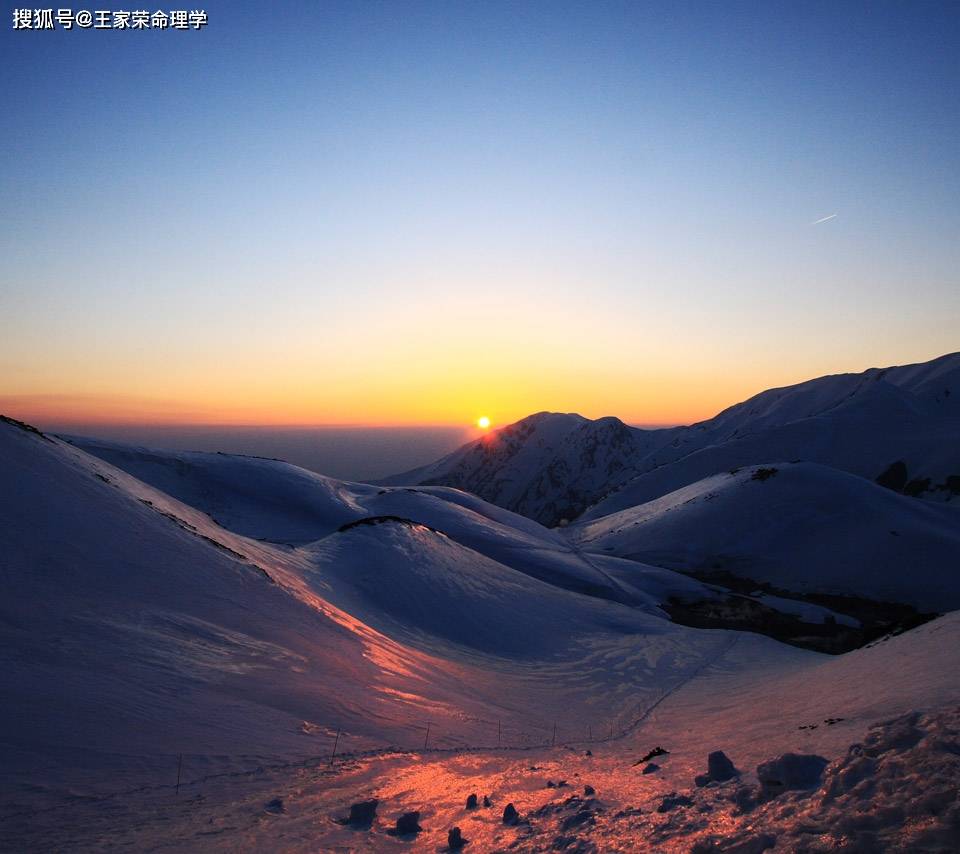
[{"x1": 689, "y1": 707, "x2": 960, "y2": 853}]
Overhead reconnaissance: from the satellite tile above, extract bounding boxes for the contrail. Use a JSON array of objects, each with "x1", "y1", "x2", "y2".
[{"x1": 810, "y1": 213, "x2": 838, "y2": 225}]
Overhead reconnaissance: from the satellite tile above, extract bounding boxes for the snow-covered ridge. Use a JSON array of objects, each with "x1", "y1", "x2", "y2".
[
  {"x1": 382, "y1": 352, "x2": 960, "y2": 526},
  {"x1": 63, "y1": 433, "x2": 639, "y2": 605},
  {"x1": 570, "y1": 461, "x2": 960, "y2": 612},
  {"x1": 382, "y1": 411, "x2": 682, "y2": 526},
  {"x1": 3, "y1": 412, "x2": 960, "y2": 851},
  {"x1": 0, "y1": 417, "x2": 748, "y2": 806}
]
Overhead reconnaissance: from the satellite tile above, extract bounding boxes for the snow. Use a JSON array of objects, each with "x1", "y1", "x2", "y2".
[
  {"x1": 0, "y1": 420, "x2": 755, "y2": 820},
  {"x1": 570, "y1": 462, "x2": 960, "y2": 611},
  {"x1": 381, "y1": 353, "x2": 960, "y2": 527},
  {"x1": 749, "y1": 593, "x2": 860, "y2": 627},
  {"x1": 686, "y1": 708, "x2": 960, "y2": 853},
  {"x1": 381, "y1": 411, "x2": 682, "y2": 527},
  {"x1": 66, "y1": 435, "x2": 646, "y2": 605},
  {"x1": 5, "y1": 595, "x2": 957, "y2": 851},
  {"x1": 2, "y1": 347, "x2": 959, "y2": 853}
]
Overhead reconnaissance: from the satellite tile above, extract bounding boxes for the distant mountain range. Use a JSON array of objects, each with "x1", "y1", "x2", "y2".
[{"x1": 384, "y1": 352, "x2": 960, "y2": 526}]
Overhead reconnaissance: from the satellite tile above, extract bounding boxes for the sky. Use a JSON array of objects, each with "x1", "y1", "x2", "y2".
[{"x1": 1, "y1": 0, "x2": 958, "y2": 430}]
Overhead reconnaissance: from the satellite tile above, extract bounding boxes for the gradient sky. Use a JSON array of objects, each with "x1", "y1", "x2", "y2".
[{"x1": 2, "y1": 1, "x2": 958, "y2": 428}]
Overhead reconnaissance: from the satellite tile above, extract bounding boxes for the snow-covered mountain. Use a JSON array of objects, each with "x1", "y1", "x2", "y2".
[
  {"x1": 0, "y1": 417, "x2": 742, "y2": 805},
  {"x1": 4, "y1": 414, "x2": 960, "y2": 851},
  {"x1": 383, "y1": 412, "x2": 681, "y2": 526},
  {"x1": 571, "y1": 462, "x2": 960, "y2": 612},
  {"x1": 585, "y1": 352, "x2": 960, "y2": 519},
  {"x1": 384, "y1": 352, "x2": 960, "y2": 526},
  {"x1": 65, "y1": 434, "x2": 638, "y2": 604}
]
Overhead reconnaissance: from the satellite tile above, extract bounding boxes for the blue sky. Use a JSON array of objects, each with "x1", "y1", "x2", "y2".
[{"x1": 1, "y1": 1, "x2": 958, "y2": 426}]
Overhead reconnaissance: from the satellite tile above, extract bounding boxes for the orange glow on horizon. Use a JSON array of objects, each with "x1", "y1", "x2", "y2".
[
  {"x1": 3, "y1": 347, "x2": 928, "y2": 432},
  {"x1": 0, "y1": 384, "x2": 726, "y2": 431}
]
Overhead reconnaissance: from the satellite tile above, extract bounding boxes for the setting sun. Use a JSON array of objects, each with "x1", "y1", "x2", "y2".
[{"x1": 477, "y1": 416, "x2": 491, "y2": 429}]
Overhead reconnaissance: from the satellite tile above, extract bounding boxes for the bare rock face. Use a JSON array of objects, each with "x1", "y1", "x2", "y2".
[
  {"x1": 695, "y1": 750, "x2": 740, "y2": 786},
  {"x1": 264, "y1": 797, "x2": 284, "y2": 814},
  {"x1": 448, "y1": 826, "x2": 466, "y2": 849},
  {"x1": 756, "y1": 753, "x2": 828, "y2": 796},
  {"x1": 657, "y1": 792, "x2": 694, "y2": 812},
  {"x1": 638, "y1": 746, "x2": 670, "y2": 763},
  {"x1": 392, "y1": 811, "x2": 422, "y2": 835},
  {"x1": 708, "y1": 750, "x2": 739, "y2": 781},
  {"x1": 344, "y1": 799, "x2": 377, "y2": 826},
  {"x1": 502, "y1": 802, "x2": 520, "y2": 824}
]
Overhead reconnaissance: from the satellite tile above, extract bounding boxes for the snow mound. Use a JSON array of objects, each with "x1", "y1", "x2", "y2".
[
  {"x1": 61, "y1": 434, "x2": 380, "y2": 542},
  {"x1": 571, "y1": 462, "x2": 960, "y2": 611},
  {"x1": 301, "y1": 518, "x2": 642, "y2": 657},
  {"x1": 66, "y1": 434, "x2": 645, "y2": 604},
  {"x1": 696, "y1": 708, "x2": 960, "y2": 853}
]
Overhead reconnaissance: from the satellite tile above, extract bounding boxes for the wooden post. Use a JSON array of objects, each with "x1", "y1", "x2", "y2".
[
  {"x1": 423, "y1": 722, "x2": 430, "y2": 750},
  {"x1": 551, "y1": 721, "x2": 557, "y2": 747},
  {"x1": 498, "y1": 719, "x2": 501, "y2": 747},
  {"x1": 329, "y1": 728, "x2": 341, "y2": 765},
  {"x1": 176, "y1": 753, "x2": 182, "y2": 795}
]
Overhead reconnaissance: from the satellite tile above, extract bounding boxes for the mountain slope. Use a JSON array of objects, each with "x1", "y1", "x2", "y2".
[
  {"x1": 585, "y1": 361, "x2": 960, "y2": 518},
  {"x1": 66, "y1": 434, "x2": 638, "y2": 603},
  {"x1": 570, "y1": 462, "x2": 960, "y2": 611},
  {"x1": 0, "y1": 417, "x2": 748, "y2": 807},
  {"x1": 382, "y1": 412, "x2": 680, "y2": 526},
  {"x1": 382, "y1": 352, "x2": 960, "y2": 526},
  {"x1": 4, "y1": 416, "x2": 960, "y2": 852}
]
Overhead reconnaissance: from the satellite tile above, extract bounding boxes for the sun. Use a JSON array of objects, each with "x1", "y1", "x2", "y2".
[{"x1": 477, "y1": 416, "x2": 491, "y2": 429}]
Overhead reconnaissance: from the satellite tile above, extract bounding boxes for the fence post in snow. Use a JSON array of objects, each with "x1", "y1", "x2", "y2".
[
  {"x1": 498, "y1": 719, "x2": 501, "y2": 747},
  {"x1": 423, "y1": 722, "x2": 430, "y2": 751},
  {"x1": 329, "y1": 728, "x2": 341, "y2": 766},
  {"x1": 552, "y1": 721, "x2": 557, "y2": 747},
  {"x1": 176, "y1": 753, "x2": 182, "y2": 795}
]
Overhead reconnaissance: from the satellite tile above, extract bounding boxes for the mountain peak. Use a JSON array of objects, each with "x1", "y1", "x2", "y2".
[{"x1": 385, "y1": 352, "x2": 960, "y2": 525}]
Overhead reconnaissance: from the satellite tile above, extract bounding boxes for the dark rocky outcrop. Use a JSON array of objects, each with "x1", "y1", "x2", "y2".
[
  {"x1": 757, "y1": 753, "x2": 828, "y2": 796},
  {"x1": 876, "y1": 460, "x2": 908, "y2": 492},
  {"x1": 342, "y1": 798, "x2": 378, "y2": 827},
  {"x1": 696, "y1": 750, "x2": 739, "y2": 786},
  {"x1": 657, "y1": 792, "x2": 694, "y2": 812},
  {"x1": 636, "y1": 746, "x2": 669, "y2": 763},
  {"x1": 390, "y1": 811, "x2": 422, "y2": 835}
]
